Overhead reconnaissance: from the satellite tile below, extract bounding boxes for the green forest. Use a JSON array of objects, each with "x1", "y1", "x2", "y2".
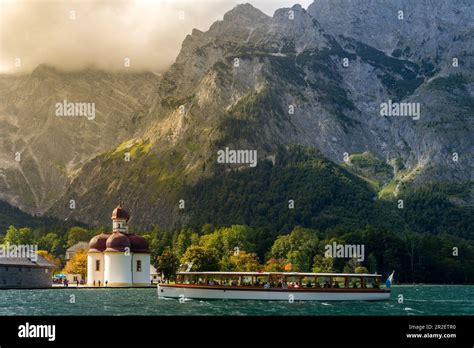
[{"x1": 1, "y1": 146, "x2": 473, "y2": 284}]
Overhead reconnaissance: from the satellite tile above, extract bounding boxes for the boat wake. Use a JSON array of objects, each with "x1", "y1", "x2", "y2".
[{"x1": 403, "y1": 307, "x2": 424, "y2": 313}]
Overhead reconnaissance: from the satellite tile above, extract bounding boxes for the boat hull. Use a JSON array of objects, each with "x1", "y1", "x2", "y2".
[{"x1": 158, "y1": 284, "x2": 390, "y2": 301}]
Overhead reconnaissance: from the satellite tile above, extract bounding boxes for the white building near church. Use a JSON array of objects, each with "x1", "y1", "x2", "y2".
[{"x1": 87, "y1": 202, "x2": 150, "y2": 287}]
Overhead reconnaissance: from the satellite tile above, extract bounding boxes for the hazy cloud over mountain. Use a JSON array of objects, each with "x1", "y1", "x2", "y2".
[{"x1": 0, "y1": 0, "x2": 313, "y2": 73}]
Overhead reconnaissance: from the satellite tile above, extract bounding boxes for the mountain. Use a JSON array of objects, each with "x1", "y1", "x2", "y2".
[
  {"x1": 0, "y1": 1, "x2": 472, "y2": 230},
  {"x1": 0, "y1": 198, "x2": 88, "y2": 235},
  {"x1": 307, "y1": 0, "x2": 474, "y2": 64},
  {"x1": 0, "y1": 66, "x2": 160, "y2": 215}
]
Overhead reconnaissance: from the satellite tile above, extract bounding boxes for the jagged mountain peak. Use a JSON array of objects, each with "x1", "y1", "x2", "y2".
[
  {"x1": 273, "y1": 3, "x2": 312, "y2": 22},
  {"x1": 223, "y1": 3, "x2": 269, "y2": 23},
  {"x1": 273, "y1": 3, "x2": 305, "y2": 15},
  {"x1": 208, "y1": 3, "x2": 270, "y2": 35}
]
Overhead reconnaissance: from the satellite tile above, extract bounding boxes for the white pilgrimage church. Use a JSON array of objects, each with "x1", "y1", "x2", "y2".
[{"x1": 87, "y1": 202, "x2": 150, "y2": 286}]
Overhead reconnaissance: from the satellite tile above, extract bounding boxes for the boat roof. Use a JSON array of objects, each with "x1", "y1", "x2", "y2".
[{"x1": 177, "y1": 271, "x2": 382, "y2": 277}]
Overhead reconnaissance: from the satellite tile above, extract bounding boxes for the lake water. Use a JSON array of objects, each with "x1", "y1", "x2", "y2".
[{"x1": 0, "y1": 285, "x2": 472, "y2": 316}]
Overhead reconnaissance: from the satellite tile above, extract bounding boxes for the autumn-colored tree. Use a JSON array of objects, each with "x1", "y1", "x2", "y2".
[
  {"x1": 223, "y1": 251, "x2": 261, "y2": 272},
  {"x1": 269, "y1": 226, "x2": 318, "y2": 272},
  {"x1": 63, "y1": 249, "x2": 87, "y2": 277},
  {"x1": 37, "y1": 250, "x2": 62, "y2": 274},
  {"x1": 264, "y1": 258, "x2": 287, "y2": 272}
]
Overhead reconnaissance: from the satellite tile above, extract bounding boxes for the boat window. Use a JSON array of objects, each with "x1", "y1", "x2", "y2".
[
  {"x1": 271, "y1": 275, "x2": 285, "y2": 288},
  {"x1": 208, "y1": 276, "x2": 220, "y2": 285},
  {"x1": 317, "y1": 276, "x2": 332, "y2": 288},
  {"x1": 286, "y1": 276, "x2": 300, "y2": 288},
  {"x1": 302, "y1": 277, "x2": 313, "y2": 288},
  {"x1": 229, "y1": 276, "x2": 239, "y2": 286},
  {"x1": 332, "y1": 276, "x2": 345, "y2": 288},
  {"x1": 255, "y1": 276, "x2": 267, "y2": 287},
  {"x1": 241, "y1": 276, "x2": 253, "y2": 286},
  {"x1": 348, "y1": 277, "x2": 362, "y2": 288},
  {"x1": 365, "y1": 277, "x2": 375, "y2": 288}
]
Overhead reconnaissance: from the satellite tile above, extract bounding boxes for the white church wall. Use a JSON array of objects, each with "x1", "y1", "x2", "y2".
[
  {"x1": 104, "y1": 252, "x2": 132, "y2": 286},
  {"x1": 132, "y1": 253, "x2": 151, "y2": 285},
  {"x1": 87, "y1": 253, "x2": 104, "y2": 285}
]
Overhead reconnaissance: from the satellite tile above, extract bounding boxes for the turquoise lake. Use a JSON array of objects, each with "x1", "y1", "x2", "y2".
[{"x1": 0, "y1": 285, "x2": 472, "y2": 316}]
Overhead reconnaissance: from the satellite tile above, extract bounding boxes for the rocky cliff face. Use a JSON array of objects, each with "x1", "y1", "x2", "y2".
[
  {"x1": 1, "y1": 1, "x2": 472, "y2": 227},
  {"x1": 0, "y1": 66, "x2": 160, "y2": 214},
  {"x1": 307, "y1": 0, "x2": 474, "y2": 184},
  {"x1": 308, "y1": 0, "x2": 474, "y2": 65}
]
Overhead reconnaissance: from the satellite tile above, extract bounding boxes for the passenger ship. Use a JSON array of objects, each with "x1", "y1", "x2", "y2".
[{"x1": 158, "y1": 271, "x2": 393, "y2": 301}]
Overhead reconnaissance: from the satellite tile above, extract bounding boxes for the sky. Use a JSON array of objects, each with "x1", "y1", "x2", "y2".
[{"x1": 0, "y1": 0, "x2": 313, "y2": 73}]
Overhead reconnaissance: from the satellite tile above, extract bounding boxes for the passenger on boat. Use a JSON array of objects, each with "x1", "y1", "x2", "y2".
[
  {"x1": 323, "y1": 281, "x2": 330, "y2": 288},
  {"x1": 282, "y1": 282, "x2": 288, "y2": 289},
  {"x1": 333, "y1": 281, "x2": 340, "y2": 288},
  {"x1": 306, "y1": 281, "x2": 313, "y2": 288},
  {"x1": 264, "y1": 283, "x2": 270, "y2": 289}
]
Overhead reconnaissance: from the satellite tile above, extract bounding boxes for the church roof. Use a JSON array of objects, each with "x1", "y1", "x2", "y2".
[
  {"x1": 89, "y1": 202, "x2": 148, "y2": 253},
  {"x1": 105, "y1": 232, "x2": 131, "y2": 252},
  {"x1": 89, "y1": 233, "x2": 110, "y2": 252},
  {"x1": 111, "y1": 202, "x2": 130, "y2": 221},
  {"x1": 128, "y1": 234, "x2": 149, "y2": 253},
  {"x1": 89, "y1": 233, "x2": 149, "y2": 253}
]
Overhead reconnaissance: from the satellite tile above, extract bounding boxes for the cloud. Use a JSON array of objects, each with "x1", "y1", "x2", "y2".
[{"x1": 0, "y1": 0, "x2": 313, "y2": 73}]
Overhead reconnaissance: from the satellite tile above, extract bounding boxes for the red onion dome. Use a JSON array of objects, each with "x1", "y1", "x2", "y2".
[
  {"x1": 128, "y1": 234, "x2": 150, "y2": 253},
  {"x1": 111, "y1": 203, "x2": 130, "y2": 222},
  {"x1": 105, "y1": 232, "x2": 131, "y2": 252},
  {"x1": 89, "y1": 233, "x2": 110, "y2": 252}
]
